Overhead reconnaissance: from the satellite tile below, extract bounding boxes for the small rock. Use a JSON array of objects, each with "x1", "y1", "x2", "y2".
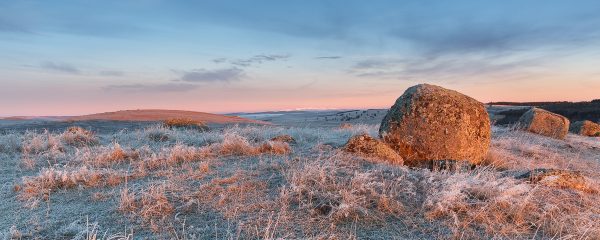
[
  {"x1": 515, "y1": 168, "x2": 594, "y2": 193},
  {"x1": 570, "y1": 120, "x2": 600, "y2": 137},
  {"x1": 344, "y1": 134, "x2": 404, "y2": 165},
  {"x1": 517, "y1": 107, "x2": 570, "y2": 139}
]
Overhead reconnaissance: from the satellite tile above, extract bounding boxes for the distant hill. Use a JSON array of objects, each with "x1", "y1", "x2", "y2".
[
  {"x1": 4, "y1": 109, "x2": 268, "y2": 125},
  {"x1": 488, "y1": 100, "x2": 600, "y2": 124}
]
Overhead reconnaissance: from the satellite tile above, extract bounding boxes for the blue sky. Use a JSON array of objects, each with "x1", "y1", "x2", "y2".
[{"x1": 1, "y1": 0, "x2": 600, "y2": 115}]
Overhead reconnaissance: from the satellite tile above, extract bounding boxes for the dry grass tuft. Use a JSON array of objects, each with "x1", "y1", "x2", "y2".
[
  {"x1": 423, "y1": 170, "x2": 600, "y2": 239},
  {"x1": 21, "y1": 130, "x2": 64, "y2": 155},
  {"x1": 257, "y1": 141, "x2": 292, "y2": 155},
  {"x1": 168, "y1": 143, "x2": 212, "y2": 163},
  {"x1": 118, "y1": 186, "x2": 137, "y2": 213},
  {"x1": 139, "y1": 184, "x2": 174, "y2": 225},
  {"x1": 163, "y1": 118, "x2": 209, "y2": 131},
  {"x1": 119, "y1": 184, "x2": 175, "y2": 232},
  {"x1": 17, "y1": 166, "x2": 128, "y2": 206},
  {"x1": 61, "y1": 126, "x2": 98, "y2": 147},
  {"x1": 20, "y1": 131, "x2": 65, "y2": 169},
  {"x1": 80, "y1": 142, "x2": 140, "y2": 167},
  {"x1": 195, "y1": 170, "x2": 272, "y2": 221},
  {"x1": 270, "y1": 134, "x2": 296, "y2": 144},
  {"x1": 211, "y1": 132, "x2": 291, "y2": 156},
  {"x1": 216, "y1": 132, "x2": 258, "y2": 155},
  {"x1": 279, "y1": 155, "x2": 411, "y2": 235}
]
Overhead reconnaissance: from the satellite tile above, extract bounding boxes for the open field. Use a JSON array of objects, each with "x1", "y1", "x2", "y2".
[{"x1": 1, "y1": 110, "x2": 599, "y2": 239}]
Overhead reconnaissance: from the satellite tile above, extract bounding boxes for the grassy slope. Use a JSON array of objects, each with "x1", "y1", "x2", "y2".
[
  {"x1": 3, "y1": 109, "x2": 268, "y2": 125},
  {"x1": 0, "y1": 123, "x2": 599, "y2": 239}
]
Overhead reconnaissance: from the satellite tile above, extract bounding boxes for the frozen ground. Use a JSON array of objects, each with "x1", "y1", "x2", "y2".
[{"x1": 1, "y1": 110, "x2": 599, "y2": 239}]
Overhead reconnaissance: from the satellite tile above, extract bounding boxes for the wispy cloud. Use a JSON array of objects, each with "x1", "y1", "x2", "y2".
[
  {"x1": 40, "y1": 61, "x2": 81, "y2": 74},
  {"x1": 212, "y1": 58, "x2": 227, "y2": 64},
  {"x1": 98, "y1": 70, "x2": 125, "y2": 77},
  {"x1": 349, "y1": 54, "x2": 545, "y2": 83},
  {"x1": 104, "y1": 83, "x2": 199, "y2": 92},
  {"x1": 315, "y1": 56, "x2": 342, "y2": 59},
  {"x1": 214, "y1": 54, "x2": 290, "y2": 67},
  {"x1": 178, "y1": 68, "x2": 244, "y2": 82}
]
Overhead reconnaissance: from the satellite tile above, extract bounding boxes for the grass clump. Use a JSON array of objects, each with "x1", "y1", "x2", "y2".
[
  {"x1": 119, "y1": 184, "x2": 175, "y2": 232},
  {"x1": 61, "y1": 126, "x2": 98, "y2": 147},
  {"x1": 163, "y1": 118, "x2": 209, "y2": 131},
  {"x1": 16, "y1": 166, "x2": 128, "y2": 206}
]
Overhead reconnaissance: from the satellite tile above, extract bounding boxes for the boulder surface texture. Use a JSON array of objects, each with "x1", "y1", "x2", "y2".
[{"x1": 379, "y1": 84, "x2": 491, "y2": 166}]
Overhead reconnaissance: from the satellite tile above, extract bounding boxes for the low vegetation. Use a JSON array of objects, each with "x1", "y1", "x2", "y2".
[
  {"x1": 1, "y1": 123, "x2": 599, "y2": 239},
  {"x1": 163, "y1": 118, "x2": 209, "y2": 131}
]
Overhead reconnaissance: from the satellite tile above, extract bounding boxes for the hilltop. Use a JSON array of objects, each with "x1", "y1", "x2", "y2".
[{"x1": 3, "y1": 109, "x2": 267, "y2": 125}]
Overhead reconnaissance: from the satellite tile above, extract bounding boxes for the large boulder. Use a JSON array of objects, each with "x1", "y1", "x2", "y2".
[
  {"x1": 569, "y1": 120, "x2": 600, "y2": 137},
  {"x1": 517, "y1": 108, "x2": 569, "y2": 139},
  {"x1": 379, "y1": 84, "x2": 491, "y2": 166}
]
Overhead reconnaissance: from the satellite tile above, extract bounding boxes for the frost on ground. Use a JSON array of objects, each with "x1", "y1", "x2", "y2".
[{"x1": 0, "y1": 123, "x2": 599, "y2": 239}]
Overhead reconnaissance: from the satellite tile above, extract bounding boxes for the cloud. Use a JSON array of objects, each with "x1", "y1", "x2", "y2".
[
  {"x1": 212, "y1": 58, "x2": 227, "y2": 63},
  {"x1": 178, "y1": 68, "x2": 244, "y2": 82},
  {"x1": 350, "y1": 54, "x2": 544, "y2": 83},
  {"x1": 40, "y1": 61, "x2": 80, "y2": 74},
  {"x1": 352, "y1": 59, "x2": 400, "y2": 70},
  {"x1": 104, "y1": 83, "x2": 199, "y2": 92},
  {"x1": 214, "y1": 54, "x2": 290, "y2": 67},
  {"x1": 98, "y1": 70, "x2": 125, "y2": 77},
  {"x1": 315, "y1": 56, "x2": 342, "y2": 59}
]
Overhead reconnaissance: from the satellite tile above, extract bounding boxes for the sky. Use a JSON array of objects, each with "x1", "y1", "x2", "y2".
[{"x1": 1, "y1": 0, "x2": 600, "y2": 116}]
